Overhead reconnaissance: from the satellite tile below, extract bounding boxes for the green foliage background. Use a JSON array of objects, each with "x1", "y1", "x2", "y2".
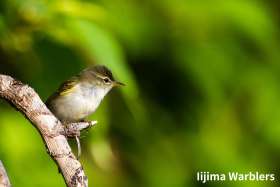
[{"x1": 0, "y1": 0, "x2": 280, "y2": 187}]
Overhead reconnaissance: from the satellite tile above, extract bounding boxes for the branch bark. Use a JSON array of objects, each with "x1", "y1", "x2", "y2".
[
  {"x1": 0, "y1": 74, "x2": 88, "y2": 187},
  {"x1": 0, "y1": 161, "x2": 11, "y2": 187}
]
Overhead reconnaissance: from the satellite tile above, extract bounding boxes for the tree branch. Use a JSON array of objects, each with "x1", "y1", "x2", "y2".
[
  {"x1": 0, "y1": 74, "x2": 88, "y2": 187},
  {"x1": 64, "y1": 121, "x2": 97, "y2": 137},
  {"x1": 0, "y1": 161, "x2": 11, "y2": 187}
]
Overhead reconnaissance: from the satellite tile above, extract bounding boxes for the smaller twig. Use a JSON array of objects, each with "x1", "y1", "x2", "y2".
[
  {"x1": 64, "y1": 121, "x2": 97, "y2": 159},
  {"x1": 64, "y1": 121, "x2": 98, "y2": 137},
  {"x1": 75, "y1": 136, "x2": 81, "y2": 159},
  {"x1": 0, "y1": 161, "x2": 11, "y2": 187}
]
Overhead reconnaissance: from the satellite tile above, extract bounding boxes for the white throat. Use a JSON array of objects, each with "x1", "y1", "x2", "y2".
[
  {"x1": 92, "y1": 86, "x2": 111, "y2": 102},
  {"x1": 79, "y1": 83, "x2": 112, "y2": 106}
]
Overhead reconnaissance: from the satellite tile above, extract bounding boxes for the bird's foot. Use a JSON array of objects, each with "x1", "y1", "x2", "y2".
[
  {"x1": 61, "y1": 120, "x2": 97, "y2": 160},
  {"x1": 63, "y1": 120, "x2": 97, "y2": 138}
]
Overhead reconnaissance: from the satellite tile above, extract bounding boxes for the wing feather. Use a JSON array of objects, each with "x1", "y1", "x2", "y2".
[
  {"x1": 58, "y1": 78, "x2": 78, "y2": 96},
  {"x1": 46, "y1": 76, "x2": 78, "y2": 106}
]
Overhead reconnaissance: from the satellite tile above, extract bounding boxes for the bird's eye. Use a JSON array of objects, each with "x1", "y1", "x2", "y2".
[{"x1": 103, "y1": 78, "x2": 110, "y2": 84}]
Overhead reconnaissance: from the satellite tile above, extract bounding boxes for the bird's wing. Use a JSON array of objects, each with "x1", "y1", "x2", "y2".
[
  {"x1": 46, "y1": 76, "x2": 79, "y2": 106},
  {"x1": 58, "y1": 77, "x2": 79, "y2": 96}
]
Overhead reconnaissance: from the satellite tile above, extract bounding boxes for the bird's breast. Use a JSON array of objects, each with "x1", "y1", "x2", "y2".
[
  {"x1": 73, "y1": 86, "x2": 103, "y2": 115},
  {"x1": 49, "y1": 83, "x2": 110, "y2": 122}
]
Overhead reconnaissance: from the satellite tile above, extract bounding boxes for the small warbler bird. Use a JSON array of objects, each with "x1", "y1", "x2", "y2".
[{"x1": 46, "y1": 65, "x2": 124, "y2": 157}]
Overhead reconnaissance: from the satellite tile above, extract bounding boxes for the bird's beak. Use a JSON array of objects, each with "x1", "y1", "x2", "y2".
[{"x1": 113, "y1": 81, "x2": 125, "y2": 87}]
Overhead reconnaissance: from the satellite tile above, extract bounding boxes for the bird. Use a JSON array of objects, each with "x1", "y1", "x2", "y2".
[{"x1": 46, "y1": 65, "x2": 124, "y2": 158}]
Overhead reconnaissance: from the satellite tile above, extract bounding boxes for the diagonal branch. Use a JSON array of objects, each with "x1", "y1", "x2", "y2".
[
  {"x1": 0, "y1": 160, "x2": 11, "y2": 187},
  {"x1": 0, "y1": 74, "x2": 88, "y2": 187}
]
